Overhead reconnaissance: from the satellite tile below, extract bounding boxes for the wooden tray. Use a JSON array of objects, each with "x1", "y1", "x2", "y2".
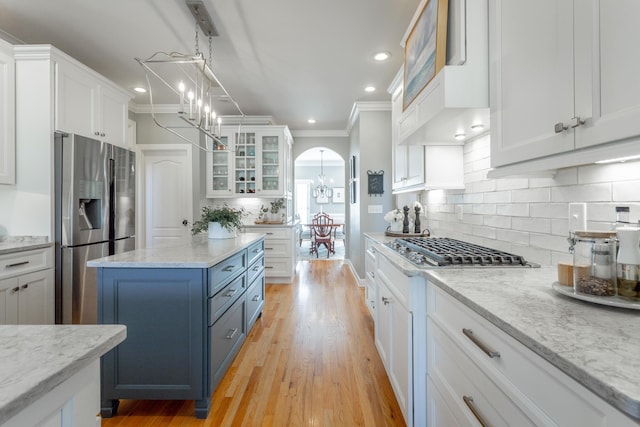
[{"x1": 384, "y1": 231, "x2": 430, "y2": 237}]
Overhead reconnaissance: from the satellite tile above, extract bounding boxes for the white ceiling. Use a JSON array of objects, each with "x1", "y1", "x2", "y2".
[{"x1": 0, "y1": 0, "x2": 420, "y2": 132}]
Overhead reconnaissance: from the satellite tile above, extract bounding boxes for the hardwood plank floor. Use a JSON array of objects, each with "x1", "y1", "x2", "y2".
[{"x1": 101, "y1": 260, "x2": 405, "y2": 426}]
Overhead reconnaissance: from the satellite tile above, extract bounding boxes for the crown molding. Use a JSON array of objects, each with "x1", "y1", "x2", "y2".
[
  {"x1": 345, "y1": 101, "x2": 392, "y2": 135},
  {"x1": 290, "y1": 129, "x2": 349, "y2": 138}
]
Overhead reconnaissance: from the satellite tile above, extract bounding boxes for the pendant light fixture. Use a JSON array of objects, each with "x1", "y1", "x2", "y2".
[
  {"x1": 312, "y1": 149, "x2": 333, "y2": 199},
  {"x1": 135, "y1": 1, "x2": 245, "y2": 152}
]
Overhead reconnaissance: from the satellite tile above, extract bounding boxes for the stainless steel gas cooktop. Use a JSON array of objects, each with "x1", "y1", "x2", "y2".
[{"x1": 385, "y1": 237, "x2": 539, "y2": 268}]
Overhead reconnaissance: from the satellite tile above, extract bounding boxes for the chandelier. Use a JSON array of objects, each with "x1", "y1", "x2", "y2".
[
  {"x1": 135, "y1": 1, "x2": 245, "y2": 152},
  {"x1": 312, "y1": 150, "x2": 333, "y2": 198}
]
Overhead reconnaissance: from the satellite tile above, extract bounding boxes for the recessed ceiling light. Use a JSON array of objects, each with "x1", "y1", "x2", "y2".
[
  {"x1": 454, "y1": 133, "x2": 466, "y2": 140},
  {"x1": 307, "y1": 119, "x2": 316, "y2": 124},
  {"x1": 365, "y1": 86, "x2": 376, "y2": 92},
  {"x1": 471, "y1": 123, "x2": 485, "y2": 131},
  {"x1": 373, "y1": 52, "x2": 391, "y2": 61},
  {"x1": 133, "y1": 87, "x2": 147, "y2": 93}
]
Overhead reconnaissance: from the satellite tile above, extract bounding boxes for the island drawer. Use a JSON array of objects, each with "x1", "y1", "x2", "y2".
[
  {"x1": 210, "y1": 295, "x2": 246, "y2": 391},
  {"x1": 246, "y1": 272, "x2": 265, "y2": 331},
  {"x1": 250, "y1": 227, "x2": 289, "y2": 240},
  {"x1": 209, "y1": 273, "x2": 246, "y2": 325},
  {"x1": 0, "y1": 247, "x2": 53, "y2": 280},
  {"x1": 247, "y1": 256, "x2": 265, "y2": 285},
  {"x1": 209, "y1": 250, "x2": 246, "y2": 296},
  {"x1": 247, "y1": 240, "x2": 265, "y2": 266}
]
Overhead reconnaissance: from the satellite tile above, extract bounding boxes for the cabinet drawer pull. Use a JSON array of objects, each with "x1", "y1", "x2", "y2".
[
  {"x1": 265, "y1": 266, "x2": 273, "y2": 269},
  {"x1": 11, "y1": 286, "x2": 20, "y2": 293},
  {"x1": 253, "y1": 265, "x2": 261, "y2": 271},
  {"x1": 252, "y1": 295, "x2": 260, "y2": 302},
  {"x1": 265, "y1": 247, "x2": 274, "y2": 250},
  {"x1": 266, "y1": 232, "x2": 273, "y2": 235},
  {"x1": 369, "y1": 271, "x2": 375, "y2": 278},
  {"x1": 226, "y1": 328, "x2": 238, "y2": 340},
  {"x1": 21, "y1": 284, "x2": 29, "y2": 290},
  {"x1": 570, "y1": 116, "x2": 586, "y2": 128},
  {"x1": 381, "y1": 296, "x2": 391, "y2": 305},
  {"x1": 224, "y1": 289, "x2": 237, "y2": 298},
  {"x1": 462, "y1": 328, "x2": 500, "y2": 358},
  {"x1": 222, "y1": 265, "x2": 236, "y2": 272},
  {"x1": 252, "y1": 248, "x2": 263, "y2": 254},
  {"x1": 6, "y1": 261, "x2": 29, "y2": 268},
  {"x1": 463, "y1": 395, "x2": 491, "y2": 427}
]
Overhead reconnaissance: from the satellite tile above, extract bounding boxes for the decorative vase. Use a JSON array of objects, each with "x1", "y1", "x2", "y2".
[
  {"x1": 208, "y1": 222, "x2": 236, "y2": 239},
  {"x1": 390, "y1": 221, "x2": 403, "y2": 232}
]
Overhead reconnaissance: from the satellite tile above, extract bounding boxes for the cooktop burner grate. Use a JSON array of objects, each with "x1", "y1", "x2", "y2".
[{"x1": 391, "y1": 237, "x2": 529, "y2": 266}]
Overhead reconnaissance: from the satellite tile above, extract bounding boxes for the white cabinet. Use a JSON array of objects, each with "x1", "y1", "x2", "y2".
[
  {"x1": 490, "y1": 0, "x2": 640, "y2": 171},
  {"x1": 390, "y1": 79, "x2": 425, "y2": 192},
  {"x1": 374, "y1": 252, "x2": 427, "y2": 427},
  {"x1": 4, "y1": 359, "x2": 101, "y2": 427},
  {"x1": 0, "y1": 38, "x2": 15, "y2": 185},
  {"x1": 206, "y1": 125, "x2": 293, "y2": 198},
  {"x1": 363, "y1": 237, "x2": 377, "y2": 316},
  {"x1": 427, "y1": 282, "x2": 638, "y2": 426},
  {"x1": 55, "y1": 56, "x2": 130, "y2": 147},
  {"x1": 246, "y1": 226, "x2": 296, "y2": 283},
  {"x1": 0, "y1": 247, "x2": 54, "y2": 325}
]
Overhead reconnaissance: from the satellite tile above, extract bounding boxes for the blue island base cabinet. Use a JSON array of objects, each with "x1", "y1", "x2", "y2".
[{"x1": 97, "y1": 240, "x2": 265, "y2": 419}]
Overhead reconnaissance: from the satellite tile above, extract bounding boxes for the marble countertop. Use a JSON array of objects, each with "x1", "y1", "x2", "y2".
[
  {"x1": 87, "y1": 233, "x2": 265, "y2": 268},
  {"x1": 0, "y1": 324, "x2": 126, "y2": 424},
  {"x1": 243, "y1": 220, "x2": 299, "y2": 228},
  {"x1": 366, "y1": 232, "x2": 640, "y2": 421},
  {"x1": 0, "y1": 237, "x2": 52, "y2": 255}
]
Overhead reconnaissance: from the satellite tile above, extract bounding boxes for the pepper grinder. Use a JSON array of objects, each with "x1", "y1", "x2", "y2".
[
  {"x1": 414, "y1": 205, "x2": 421, "y2": 234},
  {"x1": 402, "y1": 206, "x2": 410, "y2": 233}
]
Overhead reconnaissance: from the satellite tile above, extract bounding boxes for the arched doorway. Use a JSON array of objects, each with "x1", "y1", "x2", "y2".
[{"x1": 295, "y1": 147, "x2": 345, "y2": 259}]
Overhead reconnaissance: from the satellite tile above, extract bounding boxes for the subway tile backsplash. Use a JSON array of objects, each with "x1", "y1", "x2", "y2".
[{"x1": 422, "y1": 134, "x2": 640, "y2": 266}]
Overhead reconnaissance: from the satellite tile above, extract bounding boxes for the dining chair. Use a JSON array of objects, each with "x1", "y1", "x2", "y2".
[{"x1": 310, "y1": 213, "x2": 335, "y2": 258}]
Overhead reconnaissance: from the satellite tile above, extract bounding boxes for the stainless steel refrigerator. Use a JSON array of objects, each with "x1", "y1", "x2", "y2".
[{"x1": 54, "y1": 132, "x2": 136, "y2": 324}]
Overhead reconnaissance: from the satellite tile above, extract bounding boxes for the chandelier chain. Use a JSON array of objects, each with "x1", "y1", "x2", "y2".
[
  {"x1": 194, "y1": 20, "x2": 200, "y2": 55},
  {"x1": 208, "y1": 36, "x2": 213, "y2": 66}
]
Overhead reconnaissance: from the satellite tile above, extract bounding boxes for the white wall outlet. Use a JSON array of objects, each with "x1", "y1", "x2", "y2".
[
  {"x1": 569, "y1": 203, "x2": 587, "y2": 232},
  {"x1": 368, "y1": 205, "x2": 383, "y2": 214}
]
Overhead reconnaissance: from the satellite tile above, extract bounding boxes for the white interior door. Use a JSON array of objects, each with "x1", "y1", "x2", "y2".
[
  {"x1": 295, "y1": 180, "x2": 312, "y2": 224},
  {"x1": 141, "y1": 145, "x2": 192, "y2": 248}
]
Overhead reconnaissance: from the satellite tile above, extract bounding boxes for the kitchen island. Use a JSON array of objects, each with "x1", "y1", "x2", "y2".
[
  {"x1": 367, "y1": 232, "x2": 640, "y2": 426},
  {"x1": 87, "y1": 233, "x2": 266, "y2": 419},
  {"x1": 0, "y1": 324, "x2": 126, "y2": 427}
]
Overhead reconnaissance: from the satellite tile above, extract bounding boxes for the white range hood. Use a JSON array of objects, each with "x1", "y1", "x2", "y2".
[{"x1": 397, "y1": 0, "x2": 489, "y2": 146}]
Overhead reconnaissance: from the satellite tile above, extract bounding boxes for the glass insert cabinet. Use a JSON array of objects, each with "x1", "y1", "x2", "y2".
[{"x1": 206, "y1": 125, "x2": 293, "y2": 198}]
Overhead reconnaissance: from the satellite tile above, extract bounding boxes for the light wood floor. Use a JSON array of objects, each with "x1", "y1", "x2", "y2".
[{"x1": 101, "y1": 260, "x2": 405, "y2": 426}]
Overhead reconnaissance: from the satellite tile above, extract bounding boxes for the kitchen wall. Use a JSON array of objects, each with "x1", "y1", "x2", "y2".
[{"x1": 420, "y1": 134, "x2": 640, "y2": 267}]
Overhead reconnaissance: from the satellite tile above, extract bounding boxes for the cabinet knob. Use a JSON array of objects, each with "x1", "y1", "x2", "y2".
[
  {"x1": 382, "y1": 296, "x2": 391, "y2": 305},
  {"x1": 554, "y1": 122, "x2": 568, "y2": 134},
  {"x1": 94, "y1": 131, "x2": 100, "y2": 136},
  {"x1": 21, "y1": 284, "x2": 28, "y2": 290},
  {"x1": 182, "y1": 219, "x2": 188, "y2": 226},
  {"x1": 101, "y1": 132, "x2": 106, "y2": 137},
  {"x1": 11, "y1": 286, "x2": 20, "y2": 293},
  {"x1": 570, "y1": 116, "x2": 586, "y2": 128}
]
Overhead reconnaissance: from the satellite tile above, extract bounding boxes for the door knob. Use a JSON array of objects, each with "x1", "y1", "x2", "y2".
[{"x1": 182, "y1": 219, "x2": 188, "y2": 226}]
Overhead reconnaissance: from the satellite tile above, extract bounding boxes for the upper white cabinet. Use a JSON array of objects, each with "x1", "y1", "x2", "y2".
[
  {"x1": 206, "y1": 125, "x2": 293, "y2": 198},
  {"x1": 490, "y1": 0, "x2": 640, "y2": 172},
  {"x1": 398, "y1": 0, "x2": 489, "y2": 146},
  {"x1": 0, "y1": 39, "x2": 15, "y2": 185},
  {"x1": 55, "y1": 56, "x2": 130, "y2": 147}
]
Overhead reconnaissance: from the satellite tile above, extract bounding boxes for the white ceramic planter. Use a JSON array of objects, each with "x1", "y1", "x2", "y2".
[{"x1": 208, "y1": 222, "x2": 236, "y2": 239}]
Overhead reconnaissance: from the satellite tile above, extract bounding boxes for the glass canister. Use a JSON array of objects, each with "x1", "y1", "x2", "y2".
[{"x1": 569, "y1": 231, "x2": 618, "y2": 296}]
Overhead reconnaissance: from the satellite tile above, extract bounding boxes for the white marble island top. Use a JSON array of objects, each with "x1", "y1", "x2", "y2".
[
  {"x1": 0, "y1": 325, "x2": 126, "y2": 425},
  {"x1": 88, "y1": 233, "x2": 265, "y2": 268},
  {"x1": 366, "y1": 232, "x2": 640, "y2": 422}
]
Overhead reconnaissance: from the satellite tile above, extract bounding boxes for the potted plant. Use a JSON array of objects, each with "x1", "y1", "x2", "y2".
[
  {"x1": 269, "y1": 198, "x2": 286, "y2": 222},
  {"x1": 191, "y1": 204, "x2": 247, "y2": 239}
]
